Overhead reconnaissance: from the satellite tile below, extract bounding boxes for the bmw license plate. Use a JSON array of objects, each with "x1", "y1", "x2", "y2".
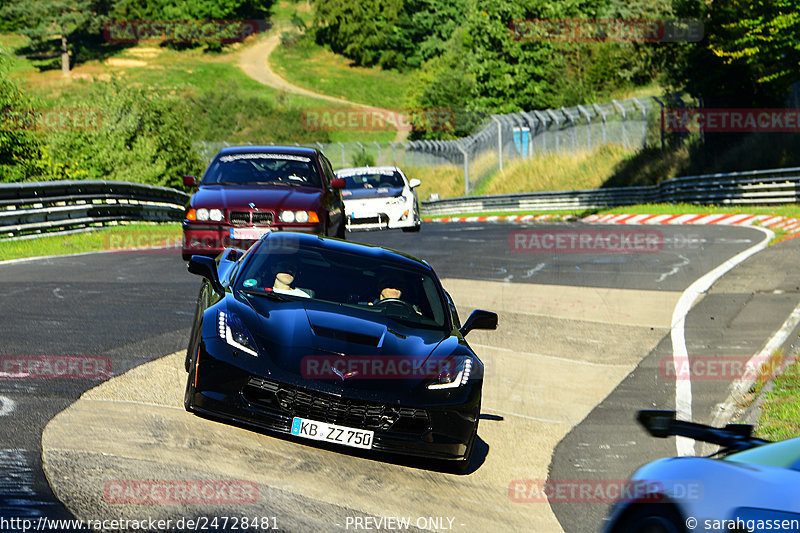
[
  {"x1": 230, "y1": 227, "x2": 271, "y2": 240},
  {"x1": 290, "y1": 417, "x2": 374, "y2": 450}
]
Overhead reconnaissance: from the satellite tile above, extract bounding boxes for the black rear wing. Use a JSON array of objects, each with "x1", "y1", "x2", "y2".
[{"x1": 637, "y1": 410, "x2": 771, "y2": 453}]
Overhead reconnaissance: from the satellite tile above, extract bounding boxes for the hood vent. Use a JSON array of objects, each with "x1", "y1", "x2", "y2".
[{"x1": 311, "y1": 325, "x2": 381, "y2": 347}]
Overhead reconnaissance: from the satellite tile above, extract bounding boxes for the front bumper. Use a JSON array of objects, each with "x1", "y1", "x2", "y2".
[
  {"x1": 182, "y1": 222, "x2": 322, "y2": 259},
  {"x1": 344, "y1": 199, "x2": 418, "y2": 231},
  {"x1": 189, "y1": 341, "x2": 480, "y2": 461}
]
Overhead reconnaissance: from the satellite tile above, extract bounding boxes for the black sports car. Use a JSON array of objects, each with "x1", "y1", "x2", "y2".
[{"x1": 184, "y1": 231, "x2": 498, "y2": 469}]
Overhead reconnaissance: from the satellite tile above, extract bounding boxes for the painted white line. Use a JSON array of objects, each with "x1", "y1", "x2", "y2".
[
  {"x1": 0, "y1": 246, "x2": 177, "y2": 266},
  {"x1": 711, "y1": 301, "x2": 800, "y2": 430},
  {"x1": 671, "y1": 225, "x2": 773, "y2": 456},
  {"x1": 0, "y1": 395, "x2": 16, "y2": 416}
]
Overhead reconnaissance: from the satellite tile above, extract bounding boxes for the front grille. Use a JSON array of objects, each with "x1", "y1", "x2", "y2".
[
  {"x1": 243, "y1": 378, "x2": 430, "y2": 434},
  {"x1": 252, "y1": 212, "x2": 273, "y2": 225},
  {"x1": 349, "y1": 214, "x2": 388, "y2": 225},
  {"x1": 229, "y1": 211, "x2": 250, "y2": 225},
  {"x1": 228, "y1": 211, "x2": 273, "y2": 226}
]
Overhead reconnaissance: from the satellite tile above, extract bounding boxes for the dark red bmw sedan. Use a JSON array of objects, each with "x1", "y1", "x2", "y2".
[{"x1": 182, "y1": 146, "x2": 346, "y2": 260}]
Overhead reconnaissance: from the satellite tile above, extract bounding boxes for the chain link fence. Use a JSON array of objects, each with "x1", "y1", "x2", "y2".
[{"x1": 195, "y1": 94, "x2": 686, "y2": 196}]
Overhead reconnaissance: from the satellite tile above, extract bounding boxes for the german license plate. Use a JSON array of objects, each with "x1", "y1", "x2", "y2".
[
  {"x1": 290, "y1": 417, "x2": 374, "y2": 450},
  {"x1": 230, "y1": 227, "x2": 270, "y2": 240}
]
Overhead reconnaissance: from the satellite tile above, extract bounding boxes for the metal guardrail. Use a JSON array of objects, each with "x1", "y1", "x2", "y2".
[
  {"x1": 0, "y1": 181, "x2": 190, "y2": 239},
  {"x1": 421, "y1": 167, "x2": 800, "y2": 216}
]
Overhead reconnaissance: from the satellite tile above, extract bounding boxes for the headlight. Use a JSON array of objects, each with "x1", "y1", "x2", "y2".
[
  {"x1": 209, "y1": 209, "x2": 224, "y2": 222},
  {"x1": 217, "y1": 310, "x2": 259, "y2": 357},
  {"x1": 196, "y1": 208, "x2": 210, "y2": 221},
  {"x1": 279, "y1": 210, "x2": 319, "y2": 223},
  {"x1": 428, "y1": 358, "x2": 472, "y2": 389}
]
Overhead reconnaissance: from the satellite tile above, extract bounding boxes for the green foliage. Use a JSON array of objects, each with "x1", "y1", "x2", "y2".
[
  {"x1": 46, "y1": 80, "x2": 202, "y2": 188},
  {"x1": 185, "y1": 79, "x2": 331, "y2": 145},
  {"x1": 664, "y1": 0, "x2": 800, "y2": 107},
  {"x1": 0, "y1": 53, "x2": 45, "y2": 182},
  {"x1": 110, "y1": 0, "x2": 273, "y2": 20},
  {"x1": 350, "y1": 150, "x2": 375, "y2": 167},
  {"x1": 312, "y1": 0, "x2": 467, "y2": 70}
]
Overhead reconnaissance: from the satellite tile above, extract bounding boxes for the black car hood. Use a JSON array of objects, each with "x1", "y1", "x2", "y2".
[{"x1": 244, "y1": 299, "x2": 450, "y2": 388}]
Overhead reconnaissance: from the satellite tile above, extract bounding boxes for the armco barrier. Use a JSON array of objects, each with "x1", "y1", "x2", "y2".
[
  {"x1": 421, "y1": 166, "x2": 800, "y2": 215},
  {"x1": 0, "y1": 181, "x2": 189, "y2": 239}
]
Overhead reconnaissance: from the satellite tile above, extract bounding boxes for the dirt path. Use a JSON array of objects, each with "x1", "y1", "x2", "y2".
[{"x1": 239, "y1": 31, "x2": 409, "y2": 143}]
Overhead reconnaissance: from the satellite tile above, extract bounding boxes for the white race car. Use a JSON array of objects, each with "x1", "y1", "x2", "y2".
[
  {"x1": 335, "y1": 166, "x2": 421, "y2": 232},
  {"x1": 604, "y1": 410, "x2": 800, "y2": 533}
]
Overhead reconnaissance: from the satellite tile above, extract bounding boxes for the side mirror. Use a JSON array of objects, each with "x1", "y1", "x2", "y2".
[
  {"x1": 408, "y1": 178, "x2": 421, "y2": 189},
  {"x1": 183, "y1": 175, "x2": 197, "y2": 187},
  {"x1": 188, "y1": 255, "x2": 224, "y2": 294},
  {"x1": 459, "y1": 309, "x2": 498, "y2": 337},
  {"x1": 331, "y1": 178, "x2": 346, "y2": 189}
]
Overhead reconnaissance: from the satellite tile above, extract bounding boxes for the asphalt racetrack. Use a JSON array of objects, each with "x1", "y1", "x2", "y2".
[{"x1": 2, "y1": 222, "x2": 799, "y2": 532}]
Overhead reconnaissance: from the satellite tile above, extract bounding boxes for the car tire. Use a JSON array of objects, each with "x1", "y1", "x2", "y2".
[
  {"x1": 611, "y1": 504, "x2": 686, "y2": 533},
  {"x1": 402, "y1": 223, "x2": 421, "y2": 233},
  {"x1": 336, "y1": 219, "x2": 346, "y2": 239}
]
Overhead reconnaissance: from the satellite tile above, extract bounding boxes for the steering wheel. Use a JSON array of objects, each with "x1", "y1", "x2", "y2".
[{"x1": 373, "y1": 298, "x2": 416, "y2": 315}]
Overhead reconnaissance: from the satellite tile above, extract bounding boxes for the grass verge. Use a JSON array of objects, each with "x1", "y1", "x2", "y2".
[
  {"x1": 756, "y1": 351, "x2": 800, "y2": 441},
  {"x1": 270, "y1": 35, "x2": 412, "y2": 111},
  {"x1": 0, "y1": 223, "x2": 182, "y2": 262}
]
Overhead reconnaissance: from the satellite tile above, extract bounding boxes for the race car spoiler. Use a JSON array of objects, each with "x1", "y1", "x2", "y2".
[{"x1": 637, "y1": 410, "x2": 771, "y2": 453}]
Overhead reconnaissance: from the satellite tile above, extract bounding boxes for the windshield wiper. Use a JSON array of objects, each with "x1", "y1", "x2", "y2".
[{"x1": 239, "y1": 288, "x2": 290, "y2": 302}]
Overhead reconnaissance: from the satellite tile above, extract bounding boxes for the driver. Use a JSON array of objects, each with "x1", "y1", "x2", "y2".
[
  {"x1": 271, "y1": 260, "x2": 312, "y2": 298},
  {"x1": 370, "y1": 274, "x2": 404, "y2": 305},
  {"x1": 369, "y1": 275, "x2": 421, "y2": 315}
]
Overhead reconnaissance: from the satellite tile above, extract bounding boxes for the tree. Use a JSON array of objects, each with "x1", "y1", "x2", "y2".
[
  {"x1": 1, "y1": 0, "x2": 99, "y2": 75},
  {"x1": 664, "y1": 0, "x2": 800, "y2": 107}
]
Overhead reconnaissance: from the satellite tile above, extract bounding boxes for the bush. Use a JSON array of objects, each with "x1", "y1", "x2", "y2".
[
  {"x1": 46, "y1": 79, "x2": 203, "y2": 188},
  {"x1": 350, "y1": 150, "x2": 375, "y2": 167},
  {"x1": 0, "y1": 52, "x2": 46, "y2": 182}
]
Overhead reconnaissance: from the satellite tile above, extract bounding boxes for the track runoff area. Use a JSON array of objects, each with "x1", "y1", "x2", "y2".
[{"x1": 3, "y1": 221, "x2": 799, "y2": 531}]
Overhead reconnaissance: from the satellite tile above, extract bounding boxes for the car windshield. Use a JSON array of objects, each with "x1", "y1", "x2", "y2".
[
  {"x1": 341, "y1": 169, "x2": 405, "y2": 190},
  {"x1": 236, "y1": 238, "x2": 449, "y2": 330},
  {"x1": 203, "y1": 153, "x2": 321, "y2": 188}
]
